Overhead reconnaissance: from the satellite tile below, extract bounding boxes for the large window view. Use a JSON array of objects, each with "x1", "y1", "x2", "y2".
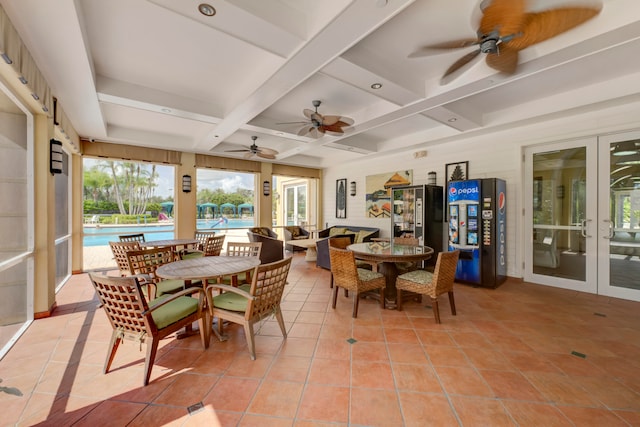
[
  {"x1": 82, "y1": 159, "x2": 175, "y2": 270},
  {"x1": 273, "y1": 176, "x2": 318, "y2": 233},
  {"x1": 195, "y1": 168, "x2": 256, "y2": 240}
]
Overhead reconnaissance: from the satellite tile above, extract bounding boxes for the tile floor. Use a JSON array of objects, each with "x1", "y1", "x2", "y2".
[{"x1": 1, "y1": 252, "x2": 640, "y2": 426}]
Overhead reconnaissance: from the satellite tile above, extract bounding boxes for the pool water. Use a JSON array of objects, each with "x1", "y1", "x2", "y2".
[{"x1": 83, "y1": 218, "x2": 255, "y2": 246}]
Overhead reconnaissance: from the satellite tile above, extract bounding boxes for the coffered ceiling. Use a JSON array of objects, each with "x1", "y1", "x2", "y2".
[{"x1": 2, "y1": 0, "x2": 639, "y2": 167}]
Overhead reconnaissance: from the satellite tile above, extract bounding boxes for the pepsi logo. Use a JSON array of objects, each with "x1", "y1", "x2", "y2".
[{"x1": 498, "y1": 192, "x2": 505, "y2": 212}]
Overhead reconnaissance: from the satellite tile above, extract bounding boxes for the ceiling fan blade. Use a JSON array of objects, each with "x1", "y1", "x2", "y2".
[
  {"x1": 309, "y1": 127, "x2": 323, "y2": 139},
  {"x1": 303, "y1": 109, "x2": 315, "y2": 119},
  {"x1": 321, "y1": 124, "x2": 345, "y2": 135},
  {"x1": 509, "y1": 7, "x2": 601, "y2": 51},
  {"x1": 486, "y1": 44, "x2": 519, "y2": 74},
  {"x1": 337, "y1": 117, "x2": 354, "y2": 126},
  {"x1": 257, "y1": 152, "x2": 276, "y2": 160},
  {"x1": 225, "y1": 146, "x2": 250, "y2": 153},
  {"x1": 321, "y1": 115, "x2": 341, "y2": 126},
  {"x1": 297, "y1": 125, "x2": 314, "y2": 136},
  {"x1": 440, "y1": 49, "x2": 482, "y2": 85},
  {"x1": 408, "y1": 39, "x2": 480, "y2": 58},
  {"x1": 243, "y1": 152, "x2": 254, "y2": 159},
  {"x1": 479, "y1": 0, "x2": 526, "y2": 38},
  {"x1": 257, "y1": 147, "x2": 278, "y2": 155}
]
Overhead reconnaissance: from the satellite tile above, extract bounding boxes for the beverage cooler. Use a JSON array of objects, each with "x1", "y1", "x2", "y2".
[
  {"x1": 391, "y1": 185, "x2": 443, "y2": 266},
  {"x1": 447, "y1": 178, "x2": 506, "y2": 288}
]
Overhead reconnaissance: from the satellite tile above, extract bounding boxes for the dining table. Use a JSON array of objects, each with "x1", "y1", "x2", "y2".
[{"x1": 348, "y1": 241, "x2": 434, "y2": 308}]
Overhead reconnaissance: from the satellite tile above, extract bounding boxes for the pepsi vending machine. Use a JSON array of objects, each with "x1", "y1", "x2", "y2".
[{"x1": 447, "y1": 178, "x2": 506, "y2": 288}]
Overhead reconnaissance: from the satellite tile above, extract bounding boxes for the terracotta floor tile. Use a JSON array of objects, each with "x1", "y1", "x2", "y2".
[
  {"x1": 266, "y1": 355, "x2": 312, "y2": 382},
  {"x1": 383, "y1": 327, "x2": 420, "y2": 344},
  {"x1": 153, "y1": 372, "x2": 218, "y2": 407},
  {"x1": 350, "y1": 387, "x2": 403, "y2": 426},
  {"x1": 202, "y1": 377, "x2": 260, "y2": 412},
  {"x1": 387, "y1": 343, "x2": 429, "y2": 364},
  {"x1": 523, "y1": 372, "x2": 602, "y2": 406},
  {"x1": 296, "y1": 384, "x2": 349, "y2": 423},
  {"x1": 72, "y1": 400, "x2": 147, "y2": 426},
  {"x1": 425, "y1": 345, "x2": 471, "y2": 367},
  {"x1": 479, "y1": 369, "x2": 546, "y2": 401},
  {"x1": 238, "y1": 414, "x2": 294, "y2": 426},
  {"x1": 225, "y1": 353, "x2": 274, "y2": 378},
  {"x1": 415, "y1": 329, "x2": 456, "y2": 346},
  {"x1": 449, "y1": 395, "x2": 515, "y2": 427},
  {"x1": 397, "y1": 392, "x2": 459, "y2": 427},
  {"x1": 288, "y1": 323, "x2": 322, "y2": 339},
  {"x1": 313, "y1": 338, "x2": 351, "y2": 360},
  {"x1": 571, "y1": 375, "x2": 640, "y2": 410},
  {"x1": 435, "y1": 366, "x2": 493, "y2": 397},
  {"x1": 350, "y1": 341, "x2": 389, "y2": 361},
  {"x1": 352, "y1": 324, "x2": 386, "y2": 342},
  {"x1": 127, "y1": 403, "x2": 188, "y2": 427},
  {"x1": 278, "y1": 337, "x2": 317, "y2": 358},
  {"x1": 502, "y1": 401, "x2": 573, "y2": 426},
  {"x1": 247, "y1": 380, "x2": 304, "y2": 418},
  {"x1": 462, "y1": 347, "x2": 515, "y2": 371},
  {"x1": 557, "y1": 405, "x2": 631, "y2": 426},
  {"x1": 392, "y1": 363, "x2": 444, "y2": 393},
  {"x1": 307, "y1": 358, "x2": 350, "y2": 386},
  {"x1": 351, "y1": 360, "x2": 395, "y2": 389}
]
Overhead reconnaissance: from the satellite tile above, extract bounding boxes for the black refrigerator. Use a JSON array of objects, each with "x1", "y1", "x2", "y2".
[{"x1": 391, "y1": 185, "x2": 443, "y2": 267}]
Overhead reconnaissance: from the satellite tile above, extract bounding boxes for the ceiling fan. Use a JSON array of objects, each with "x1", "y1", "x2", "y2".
[
  {"x1": 278, "y1": 100, "x2": 354, "y2": 138},
  {"x1": 225, "y1": 136, "x2": 278, "y2": 160},
  {"x1": 409, "y1": 0, "x2": 601, "y2": 85}
]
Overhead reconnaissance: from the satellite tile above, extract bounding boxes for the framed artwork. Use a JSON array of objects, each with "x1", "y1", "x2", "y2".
[
  {"x1": 365, "y1": 170, "x2": 412, "y2": 218},
  {"x1": 445, "y1": 161, "x2": 468, "y2": 183},
  {"x1": 336, "y1": 178, "x2": 347, "y2": 218}
]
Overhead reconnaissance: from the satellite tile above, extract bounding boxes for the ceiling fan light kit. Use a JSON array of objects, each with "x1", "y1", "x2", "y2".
[
  {"x1": 279, "y1": 100, "x2": 354, "y2": 139},
  {"x1": 409, "y1": 0, "x2": 601, "y2": 85}
]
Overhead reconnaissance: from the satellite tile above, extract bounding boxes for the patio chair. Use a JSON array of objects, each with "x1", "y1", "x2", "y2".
[
  {"x1": 396, "y1": 250, "x2": 460, "y2": 324},
  {"x1": 181, "y1": 234, "x2": 225, "y2": 260},
  {"x1": 119, "y1": 233, "x2": 146, "y2": 243},
  {"x1": 217, "y1": 241, "x2": 262, "y2": 286},
  {"x1": 109, "y1": 240, "x2": 141, "y2": 276},
  {"x1": 205, "y1": 257, "x2": 292, "y2": 360},
  {"x1": 329, "y1": 246, "x2": 385, "y2": 318},
  {"x1": 88, "y1": 273, "x2": 209, "y2": 386},
  {"x1": 393, "y1": 236, "x2": 420, "y2": 274},
  {"x1": 126, "y1": 246, "x2": 186, "y2": 299}
]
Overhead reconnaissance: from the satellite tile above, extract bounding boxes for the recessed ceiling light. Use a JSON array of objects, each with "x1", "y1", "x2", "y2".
[
  {"x1": 370, "y1": 83, "x2": 382, "y2": 89},
  {"x1": 448, "y1": 118, "x2": 457, "y2": 122},
  {"x1": 161, "y1": 108, "x2": 172, "y2": 113},
  {"x1": 275, "y1": 132, "x2": 284, "y2": 136},
  {"x1": 198, "y1": 3, "x2": 216, "y2": 17}
]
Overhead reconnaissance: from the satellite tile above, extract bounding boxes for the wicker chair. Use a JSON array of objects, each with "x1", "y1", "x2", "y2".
[
  {"x1": 181, "y1": 234, "x2": 226, "y2": 259},
  {"x1": 119, "y1": 233, "x2": 146, "y2": 243},
  {"x1": 328, "y1": 246, "x2": 385, "y2": 318},
  {"x1": 126, "y1": 247, "x2": 186, "y2": 299},
  {"x1": 396, "y1": 250, "x2": 460, "y2": 324},
  {"x1": 217, "y1": 241, "x2": 263, "y2": 286},
  {"x1": 205, "y1": 257, "x2": 292, "y2": 360},
  {"x1": 180, "y1": 231, "x2": 217, "y2": 258},
  {"x1": 88, "y1": 273, "x2": 209, "y2": 386},
  {"x1": 109, "y1": 240, "x2": 141, "y2": 276}
]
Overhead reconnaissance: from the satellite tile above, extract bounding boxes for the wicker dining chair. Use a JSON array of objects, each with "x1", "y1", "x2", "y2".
[
  {"x1": 126, "y1": 246, "x2": 186, "y2": 299},
  {"x1": 216, "y1": 241, "x2": 263, "y2": 286},
  {"x1": 109, "y1": 240, "x2": 141, "y2": 276},
  {"x1": 328, "y1": 246, "x2": 385, "y2": 318},
  {"x1": 119, "y1": 233, "x2": 146, "y2": 243},
  {"x1": 180, "y1": 230, "x2": 217, "y2": 258},
  {"x1": 89, "y1": 273, "x2": 209, "y2": 386},
  {"x1": 181, "y1": 234, "x2": 226, "y2": 260},
  {"x1": 396, "y1": 250, "x2": 460, "y2": 324},
  {"x1": 205, "y1": 257, "x2": 292, "y2": 360}
]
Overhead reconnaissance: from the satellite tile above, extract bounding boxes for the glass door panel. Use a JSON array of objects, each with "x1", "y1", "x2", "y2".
[
  {"x1": 525, "y1": 138, "x2": 597, "y2": 294},
  {"x1": 599, "y1": 131, "x2": 640, "y2": 301}
]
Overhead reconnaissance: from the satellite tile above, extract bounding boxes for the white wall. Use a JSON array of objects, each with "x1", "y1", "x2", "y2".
[{"x1": 323, "y1": 94, "x2": 640, "y2": 279}]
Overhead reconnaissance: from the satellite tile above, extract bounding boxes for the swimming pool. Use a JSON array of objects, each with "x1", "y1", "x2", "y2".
[{"x1": 83, "y1": 218, "x2": 256, "y2": 246}]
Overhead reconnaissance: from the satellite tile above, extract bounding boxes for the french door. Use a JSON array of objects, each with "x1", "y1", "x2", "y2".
[{"x1": 524, "y1": 132, "x2": 640, "y2": 302}]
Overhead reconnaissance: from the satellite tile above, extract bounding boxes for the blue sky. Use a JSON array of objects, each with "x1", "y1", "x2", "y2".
[{"x1": 83, "y1": 158, "x2": 255, "y2": 198}]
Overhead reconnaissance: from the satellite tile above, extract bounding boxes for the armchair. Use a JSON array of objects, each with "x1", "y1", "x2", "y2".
[
  {"x1": 88, "y1": 273, "x2": 209, "y2": 386},
  {"x1": 283, "y1": 225, "x2": 311, "y2": 252},
  {"x1": 247, "y1": 227, "x2": 284, "y2": 264}
]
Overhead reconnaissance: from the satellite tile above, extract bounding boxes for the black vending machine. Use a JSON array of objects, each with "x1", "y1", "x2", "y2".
[
  {"x1": 391, "y1": 184, "x2": 443, "y2": 267},
  {"x1": 447, "y1": 178, "x2": 506, "y2": 288}
]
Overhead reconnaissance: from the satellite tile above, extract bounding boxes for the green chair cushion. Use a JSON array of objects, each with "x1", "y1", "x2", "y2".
[
  {"x1": 357, "y1": 268, "x2": 384, "y2": 282},
  {"x1": 150, "y1": 295, "x2": 199, "y2": 329},
  {"x1": 156, "y1": 279, "x2": 186, "y2": 296},
  {"x1": 213, "y1": 290, "x2": 249, "y2": 312},
  {"x1": 181, "y1": 251, "x2": 204, "y2": 260},
  {"x1": 398, "y1": 269, "x2": 433, "y2": 285}
]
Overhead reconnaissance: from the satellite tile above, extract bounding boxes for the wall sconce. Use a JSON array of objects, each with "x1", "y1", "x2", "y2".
[
  {"x1": 182, "y1": 175, "x2": 192, "y2": 193},
  {"x1": 428, "y1": 171, "x2": 437, "y2": 185},
  {"x1": 263, "y1": 180, "x2": 271, "y2": 196},
  {"x1": 350, "y1": 181, "x2": 356, "y2": 196},
  {"x1": 50, "y1": 139, "x2": 63, "y2": 174}
]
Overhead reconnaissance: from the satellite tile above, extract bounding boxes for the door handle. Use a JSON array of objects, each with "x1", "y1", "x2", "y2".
[
  {"x1": 580, "y1": 219, "x2": 592, "y2": 238},
  {"x1": 602, "y1": 219, "x2": 614, "y2": 239}
]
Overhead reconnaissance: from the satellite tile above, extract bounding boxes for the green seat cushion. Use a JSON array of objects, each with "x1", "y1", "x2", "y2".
[
  {"x1": 150, "y1": 295, "x2": 199, "y2": 329},
  {"x1": 357, "y1": 268, "x2": 384, "y2": 281},
  {"x1": 398, "y1": 269, "x2": 433, "y2": 285},
  {"x1": 181, "y1": 251, "x2": 204, "y2": 260},
  {"x1": 213, "y1": 290, "x2": 249, "y2": 312},
  {"x1": 212, "y1": 271, "x2": 249, "y2": 286},
  {"x1": 156, "y1": 279, "x2": 186, "y2": 296}
]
